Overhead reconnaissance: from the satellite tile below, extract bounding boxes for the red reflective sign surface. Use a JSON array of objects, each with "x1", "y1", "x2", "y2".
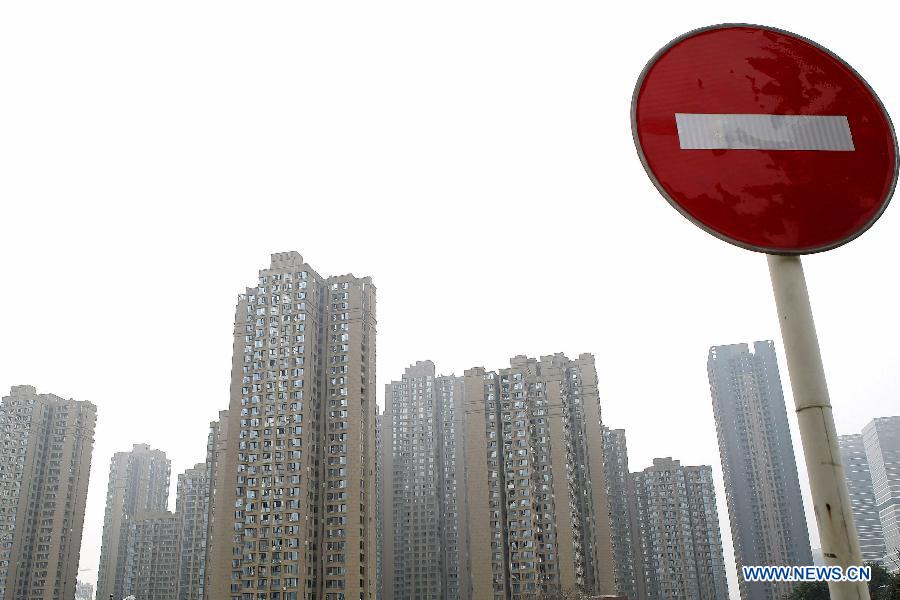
[{"x1": 633, "y1": 25, "x2": 897, "y2": 254}]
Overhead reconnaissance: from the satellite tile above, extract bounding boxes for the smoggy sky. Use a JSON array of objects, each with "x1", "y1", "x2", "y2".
[{"x1": 2, "y1": 2, "x2": 898, "y2": 596}]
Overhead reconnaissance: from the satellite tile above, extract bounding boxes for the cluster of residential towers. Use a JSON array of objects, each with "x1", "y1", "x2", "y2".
[{"x1": 1, "y1": 251, "x2": 899, "y2": 600}]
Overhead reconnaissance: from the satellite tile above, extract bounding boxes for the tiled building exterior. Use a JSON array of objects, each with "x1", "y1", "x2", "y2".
[
  {"x1": 0, "y1": 385, "x2": 96, "y2": 600},
  {"x1": 207, "y1": 251, "x2": 377, "y2": 600}
]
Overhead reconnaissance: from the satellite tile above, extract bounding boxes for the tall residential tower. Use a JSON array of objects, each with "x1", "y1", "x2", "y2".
[
  {"x1": 177, "y1": 462, "x2": 212, "y2": 600},
  {"x1": 207, "y1": 251, "x2": 377, "y2": 600},
  {"x1": 123, "y1": 511, "x2": 180, "y2": 600},
  {"x1": 0, "y1": 385, "x2": 96, "y2": 600},
  {"x1": 708, "y1": 341, "x2": 812, "y2": 600},
  {"x1": 459, "y1": 354, "x2": 617, "y2": 599},
  {"x1": 381, "y1": 362, "x2": 468, "y2": 600},
  {"x1": 602, "y1": 427, "x2": 637, "y2": 600},
  {"x1": 630, "y1": 458, "x2": 729, "y2": 600},
  {"x1": 96, "y1": 443, "x2": 171, "y2": 600}
]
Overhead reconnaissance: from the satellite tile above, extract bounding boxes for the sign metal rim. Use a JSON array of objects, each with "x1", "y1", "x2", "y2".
[{"x1": 630, "y1": 22, "x2": 899, "y2": 255}]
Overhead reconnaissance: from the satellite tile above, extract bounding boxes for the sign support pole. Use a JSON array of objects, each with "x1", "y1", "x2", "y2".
[{"x1": 767, "y1": 254, "x2": 869, "y2": 600}]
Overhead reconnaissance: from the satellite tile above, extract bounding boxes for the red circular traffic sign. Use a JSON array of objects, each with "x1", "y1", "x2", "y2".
[{"x1": 632, "y1": 24, "x2": 898, "y2": 254}]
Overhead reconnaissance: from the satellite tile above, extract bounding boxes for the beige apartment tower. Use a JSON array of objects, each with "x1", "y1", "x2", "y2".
[
  {"x1": 0, "y1": 385, "x2": 97, "y2": 600},
  {"x1": 381, "y1": 354, "x2": 615, "y2": 599},
  {"x1": 96, "y1": 443, "x2": 171, "y2": 600},
  {"x1": 208, "y1": 251, "x2": 377, "y2": 600},
  {"x1": 477, "y1": 353, "x2": 616, "y2": 598}
]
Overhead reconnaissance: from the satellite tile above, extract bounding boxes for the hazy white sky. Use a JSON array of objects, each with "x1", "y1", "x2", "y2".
[{"x1": 2, "y1": 2, "x2": 898, "y2": 596}]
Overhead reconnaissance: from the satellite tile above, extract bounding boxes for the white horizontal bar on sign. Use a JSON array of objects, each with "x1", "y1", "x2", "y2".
[{"x1": 674, "y1": 113, "x2": 855, "y2": 151}]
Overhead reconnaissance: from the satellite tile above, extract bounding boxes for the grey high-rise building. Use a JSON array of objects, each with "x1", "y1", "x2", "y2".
[
  {"x1": 838, "y1": 433, "x2": 886, "y2": 562},
  {"x1": 631, "y1": 458, "x2": 729, "y2": 600},
  {"x1": 602, "y1": 427, "x2": 637, "y2": 599},
  {"x1": 207, "y1": 251, "x2": 377, "y2": 600},
  {"x1": 96, "y1": 443, "x2": 171, "y2": 600},
  {"x1": 75, "y1": 581, "x2": 94, "y2": 600},
  {"x1": 862, "y1": 416, "x2": 900, "y2": 567},
  {"x1": 435, "y1": 371, "x2": 468, "y2": 600},
  {"x1": 123, "y1": 511, "x2": 180, "y2": 600},
  {"x1": 381, "y1": 361, "x2": 467, "y2": 600},
  {"x1": 375, "y1": 408, "x2": 384, "y2": 600},
  {"x1": 708, "y1": 341, "x2": 813, "y2": 600},
  {"x1": 0, "y1": 385, "x2": 96, "y2": 600},
  {"x1": 177, "y1": 462, "x2": 212, "y2": 600}
]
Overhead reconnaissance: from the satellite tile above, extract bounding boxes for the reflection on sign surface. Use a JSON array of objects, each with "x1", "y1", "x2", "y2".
[{"x1": 675, "y1": 114, "x2": 854, "y2": 151}]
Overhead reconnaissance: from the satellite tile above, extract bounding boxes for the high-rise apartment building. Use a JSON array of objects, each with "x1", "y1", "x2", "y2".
[
  {"x1": 96, "y1": 443, "x2": 171, "y2": 600},
  {"x1": 708, "y1": 341, "x2": 812, "y2": 600},
  {"x1": 177, "y1": 463, "x2": 212, "y2": 600},
  {"x1": 75, "y1": 581, "x2": 94, "y2": 600},
  {"x1": 0, "y1": 385, "x2": 96, "y2": 600},
  {"x1": 207, "y1": 251, "x2": 377, "y2": 600},
  {"x1": 838, "y1": 433, "x2": 886, "y2": 562},
  {"x1": 435, "y1": 370, "x2": 467, "y2": 600},
  {"x1": 631, "y1": 458, "x2": 728, "y2": 600},
  {"x1": 862, "y1": 416, "x2": 900, "y2": 566},
  {"x1": 459, "y1": 354, "x2": 616, "y2": 599},
  {"x1": 602, "y1": 427, "x2": 637, "y2": 600},
  {"x1": 375, "y1": 409, "x2": 383, "y2": 600},
  {"x1": 381, "y1": 362, "x2": 467, "y2": 600},
  {"x1": 123, "y1": 511, "x2": 180, "y2": 600},
  {"x1": 204, "y1": 410, "x2": 231, "y2": 598}
]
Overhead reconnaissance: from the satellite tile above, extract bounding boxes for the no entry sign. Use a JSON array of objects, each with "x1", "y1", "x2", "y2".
[{"x1": 632, "y1": 24, "x2": 898, "y2": 254}]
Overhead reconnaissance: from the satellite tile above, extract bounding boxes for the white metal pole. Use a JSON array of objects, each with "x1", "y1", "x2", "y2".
[{"x1": 767, "y1": 254, "x2": 869, "y2": 600}]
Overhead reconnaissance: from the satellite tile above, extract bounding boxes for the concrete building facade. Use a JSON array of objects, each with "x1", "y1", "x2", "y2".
[
  {"x1": 631, "y1": 458, "x2": 728, "y2": 600},
  {"x1": 708, "y1": 341, "x2": 813, "y2": 600},
  {"x1": 838, "y1": 433, "x2": 886, "y2": 562},
  {"x1": 124, "y1": 511, "x2": 180, "y2": 600},
  {"x1": 177, "y1": 462, "x2": 212, "y2": 600},
  {"x1": 602, "y1": 427, "x2": 637, "y2": 600},
  {"x1": 375, "y1": 409, "x2": 383, "y2": 600},
  {"x1": 96, "y1": 443, "x2": 171, "y2": 600},
  {"x1": 862, "y1": 416, "x2": 900, "y2": 567},
  {"x1": 380, "y1": 362, "x2": 468, "y2": 600},
  {"x1": 203, "y1": 410, "x2": 231, "y2": 599},
  {"x1": 75, "y1": 581, "x2": 94, "y2": 600},
  {"x1": 460, "y1": 354, "x2": 616, "y2": 599},
  {"x1": 0, "y1": 385, "x2": 96, "y2": 600},
  {"x1": 378, "y1": 354, "x2": 616, "y2": 600},
  {"x1": 207, "y1": 251, "x2": 377, "y2": 600}
]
